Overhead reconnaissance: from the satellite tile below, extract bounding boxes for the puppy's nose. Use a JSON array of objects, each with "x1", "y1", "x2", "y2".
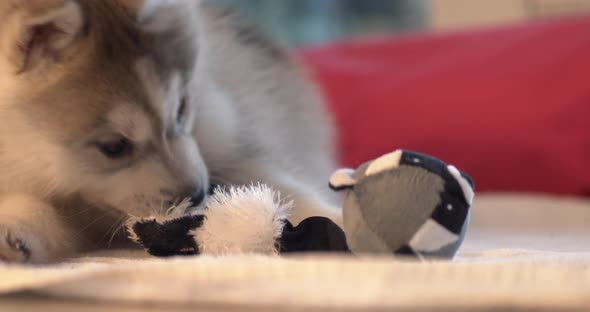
[
  {"x1": 208, "y1": 184, "x2": 219, "y2": 195},
  {"x1": 188, "y1": 189, "x2": 206, "y2": 206}
]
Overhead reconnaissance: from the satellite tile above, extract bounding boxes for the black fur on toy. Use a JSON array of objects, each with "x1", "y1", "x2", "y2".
[
  {"x1": 129, "y1": 215, "x2": 205, "y2": 257},
  {"x1": 129, "y1": 215, "x2": 348, "y2": 257}
]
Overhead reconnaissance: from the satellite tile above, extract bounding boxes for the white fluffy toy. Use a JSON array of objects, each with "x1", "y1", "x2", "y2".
[{"x1": 127, "y1": 184, "x2": 296, "y2": 256}]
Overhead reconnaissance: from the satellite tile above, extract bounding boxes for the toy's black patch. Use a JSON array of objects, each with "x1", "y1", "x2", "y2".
[
  {"x1": 329, "y1": 183, "x2": 355, "y2": 192},
  {"x1": 130, "y1": 215, "x2": 205, "y2": 257},
  {"x1": 399, "y1": 150, "x2": 447, "y2": 176},
  {"x1": 432, "y1": 165, "x2": 472, "y2": 235},
  {"x1": 400, "y1": 150, "x2": 473, "y2": 234},
  {"x1": 279, "y1": 217, "x2": 350, "y2": 253},
  {"x1": 400, "y1": 150, "x2": 475, "y2": 193},
  {"x1": 431, "y1": 188, "x2": 470, "y2": 235},
  {"x1": 460, "y1": 172, "x2": 475, "y2": 189},
  {"x1": 395, "y1": 245, "x2": 418, "y2": 257}
]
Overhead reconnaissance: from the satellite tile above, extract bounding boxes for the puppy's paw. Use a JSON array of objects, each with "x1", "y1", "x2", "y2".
[
  {"x1": 0, "y1": 194, "x2": 80, "y2": 264},
  {"x1": 0, "y1": 225, "x2": 42, "y2": 263}
]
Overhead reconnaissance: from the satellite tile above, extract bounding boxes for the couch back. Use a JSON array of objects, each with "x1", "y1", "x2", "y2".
[{"x1": 300, "y1": 16, "x2": 590, "y2": 197}]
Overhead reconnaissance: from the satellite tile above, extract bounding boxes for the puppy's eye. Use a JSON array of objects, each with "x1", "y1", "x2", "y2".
[
  {"x1": 177, "y1": 96, "x2": 187, "y2": 124},
  {"x1": 97, "y1": 138, "x2": 133, "y2": 159}
]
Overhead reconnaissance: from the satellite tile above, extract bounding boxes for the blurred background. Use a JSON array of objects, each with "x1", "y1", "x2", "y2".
[
  {"x1": 206, "y1": 0, "x2": 590, "y2": 198},
  {"x1": 207, "y1": 0, "x2": 590, "y2": 46}
]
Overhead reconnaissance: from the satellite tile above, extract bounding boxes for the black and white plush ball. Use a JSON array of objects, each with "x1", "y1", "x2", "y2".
[
  {"x1": 127, "y1": 185, "x2": 292, "y2": 257},
  {"x1": 329, "y1": 150, "x2": 475, "y2": 259}
]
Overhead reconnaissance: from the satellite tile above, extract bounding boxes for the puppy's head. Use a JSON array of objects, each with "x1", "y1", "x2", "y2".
[{"x1": 0, "y1": 0, "x2": 209, "y2": 216}]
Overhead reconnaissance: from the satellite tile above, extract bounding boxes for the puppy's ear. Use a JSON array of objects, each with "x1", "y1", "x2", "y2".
[
  {"x1": 0, "y1": 0, "x2": 85, "y2": 74},
  {"x1": 117, "y1": 0, "x2": 144, "y2": 11},
  {"x1": 133, "y1": 0, "x2": 199, "y2": 32},
  {"x1": 130, "y1": 0, "x2": 200, "y2": 68}
]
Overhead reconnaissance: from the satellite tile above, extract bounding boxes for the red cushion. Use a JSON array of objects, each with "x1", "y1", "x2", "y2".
[{"x1": 299, "y1": 16, "x2": 590, "y2": 197}]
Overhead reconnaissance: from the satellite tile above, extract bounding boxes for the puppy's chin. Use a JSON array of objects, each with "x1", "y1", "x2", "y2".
[
  {"x1": 185, "y1": 201, "x2": 208, "y2": 215},
  {"x1": 168, "y1": 198, "x2": 208, "y2": 217},
  {"x1": 111, "y1": 199, "x2": 199, "y2": 219},
  {"x1": 84, "y1": 198, "x2": 156, "y2": 219}
]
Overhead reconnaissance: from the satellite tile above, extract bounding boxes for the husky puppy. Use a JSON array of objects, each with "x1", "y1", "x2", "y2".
[{"x1": 0, "y1": 0, "x2": 340, "y2": 263}]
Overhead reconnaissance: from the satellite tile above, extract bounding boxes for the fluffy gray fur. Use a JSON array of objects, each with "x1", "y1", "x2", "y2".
[{"x1": 0, "y1": 0, "x2": 340, "y2": 263}]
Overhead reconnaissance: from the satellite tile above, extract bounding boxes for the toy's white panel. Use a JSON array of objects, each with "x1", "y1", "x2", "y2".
[
  {"x1": 448, "y1": 165, "x2": 475, "y2": 205},
  {"x1": 409, "y1": 219, "x2": 459, "y2": 252},
  {"x1": 365, "y1": 150, "x2": 402, "y2": 176},
  {"x1": 329, "y1": 168, "x2": 357, "y2": 189}
]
